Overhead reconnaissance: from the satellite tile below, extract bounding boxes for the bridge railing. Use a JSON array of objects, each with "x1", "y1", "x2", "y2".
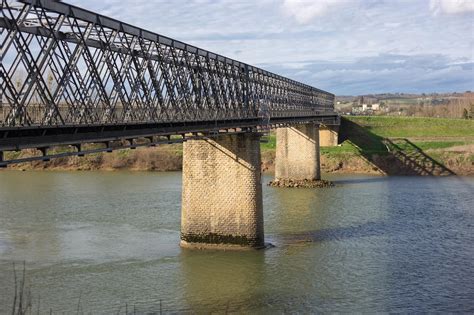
[{"x1": 1, "y1": 0, "x2": 335, "y2": 128}]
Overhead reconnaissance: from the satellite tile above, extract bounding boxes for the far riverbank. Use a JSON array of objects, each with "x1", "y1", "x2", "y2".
[{"x1": 3, "y1": 116, "x2": 474, "y2": 176}]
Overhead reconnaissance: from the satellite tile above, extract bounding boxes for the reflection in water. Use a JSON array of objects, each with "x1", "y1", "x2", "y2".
[
  {"x1": 0, "y1": 173, "x2": 63, "y2": 263},
  {"x1": 0, "y1": 172, "x2": 473, "y2": 312},
  {"x1": 179, "y1": 250, "x2": 266, "y2": 313}
]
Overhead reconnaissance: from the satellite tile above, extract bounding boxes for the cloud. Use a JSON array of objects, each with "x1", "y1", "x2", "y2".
[
  {"x1": 430, "y1": 0, "x2": 474, "y2": 15},
  {"x1": 383, "y1": 22, "x2": 401, "y2": 28},
  {"x1": 282, "y1": 0, "x2": 350, "y2": 24},
  {"x1": 263, "y1": 54, "x2": 474, "y2": 95}
]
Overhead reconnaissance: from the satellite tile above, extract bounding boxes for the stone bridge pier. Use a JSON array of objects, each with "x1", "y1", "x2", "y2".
[
  {"x1": 180, "y1": 123, "x2": 337, "y2": 250},
  {"x1": 319, "y1": 124, "x2": 339, "y2": 147},
  {"x1": 180, "y1": 133, "x2": 264, "y2": 250},
  {"x1": 275, "y1": 123, "x2": 321, "y2": 182}
]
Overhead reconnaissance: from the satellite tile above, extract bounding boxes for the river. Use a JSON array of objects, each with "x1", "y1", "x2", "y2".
[{"x1": 0, "y1": 171, "x2": 473, "y2": 313}]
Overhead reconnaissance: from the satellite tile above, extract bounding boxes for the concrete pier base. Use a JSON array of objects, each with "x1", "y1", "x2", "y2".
[
  {"x1": 319, "y1": 124, "x2": 339, "y2": 147},
  {"x1": 181, "y1": 133, "x2": 264, "y2": 249},
  {"x1": 275, "y1": 123, "x2": 321, "y2": 181}
]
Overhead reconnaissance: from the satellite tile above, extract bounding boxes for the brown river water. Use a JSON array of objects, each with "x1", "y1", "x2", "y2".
[{"x1": 0, "y1": 171, "x2": 473, "y2": 313}]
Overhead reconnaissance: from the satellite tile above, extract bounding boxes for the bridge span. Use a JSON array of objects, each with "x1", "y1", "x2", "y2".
[{"x1": 1, "y1": 0, "x2": 340, "y2": 249}]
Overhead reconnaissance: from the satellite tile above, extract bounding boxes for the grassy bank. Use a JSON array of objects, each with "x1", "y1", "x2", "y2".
[
  {"x1": 4, "y1": 116, "x2": 474, "y2": 175},
  {"x1": 324, "y1": 116, "x2": 474, "y2": 175},
  {"x1": 255, "y1": 116, "x2": 473, "y2": 175},
  {"x1": 345, "y1": 116, "x2": 474, "y2": 138}
]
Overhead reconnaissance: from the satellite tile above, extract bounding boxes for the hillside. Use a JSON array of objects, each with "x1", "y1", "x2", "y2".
[
  {"x1": 324, "y1": 116, "x2": 474, "y2": 175},
  {"x1": 261, "y1": 116, "x2": 474, "y2": 175}
]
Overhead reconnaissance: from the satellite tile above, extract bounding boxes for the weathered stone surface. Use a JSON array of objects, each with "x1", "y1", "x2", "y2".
[
  {"x1": 275, "y1": 124, "x2": 321, "y2": 181},
  {"x1": 319, "y1": 124, "x2": 339, "y2": 147},
  {"x1": 268, "y1": 178, "x2": 334, "y2": 188},
  {"x1": 181, "y1": 133, "x2": 264, "y2": 249}
]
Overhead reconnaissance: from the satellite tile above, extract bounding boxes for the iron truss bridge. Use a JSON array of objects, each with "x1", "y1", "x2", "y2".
[{"x1": 0, "y1": 0, "x2": 339, "y2": 166}]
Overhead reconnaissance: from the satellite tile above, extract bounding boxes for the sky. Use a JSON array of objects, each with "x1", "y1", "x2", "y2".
[{"x1": 68, "y1": 0, "x2": 474, "y2": 95}]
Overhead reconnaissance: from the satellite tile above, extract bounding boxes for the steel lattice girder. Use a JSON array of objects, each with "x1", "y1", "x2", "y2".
[{"x1": 1, "y1": 0, "x2": 336, "y2": 130}]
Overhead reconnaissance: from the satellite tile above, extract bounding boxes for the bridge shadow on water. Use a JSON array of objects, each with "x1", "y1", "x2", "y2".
[
  {"x1": 275, "y1": 221, "x2": 390, "y2": 245},
  {"x1": 339, "y1": 118, "x2": 455, "y2": 176},
  {"x1": 333, "y1": 176, "x2": 391, "y2": 185}
]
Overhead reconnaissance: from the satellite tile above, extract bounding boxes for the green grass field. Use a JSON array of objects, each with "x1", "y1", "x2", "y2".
[
  {"x1": 346, "y1": 116, "x2": 474, "y2": 138},
  {"x1": 339, "y1": 116, "x2": 474, "y2": 156},
  {"x1": 260, "y1": 134, "x2": 276, "y2": 151},
  {"x1": 259, "y1": 116, "x2": 473, "y2": 173},
  {"x1": 331, "y1": 116, "x2": 473, "y2": 175},
  {"x1": 261, "y1": 116, "x2": 473, "y2": 154}
]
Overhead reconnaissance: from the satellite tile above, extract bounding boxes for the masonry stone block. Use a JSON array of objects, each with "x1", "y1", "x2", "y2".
[
  {"x1": 275, "y1": 123, "x2": 321, "y2": 181},
  {"x1": 181, "y1": 133, "x2": 264, "y2": 249},
  {"x1": 319, "y1": 124, "x2": 339, "y2": 147}
]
